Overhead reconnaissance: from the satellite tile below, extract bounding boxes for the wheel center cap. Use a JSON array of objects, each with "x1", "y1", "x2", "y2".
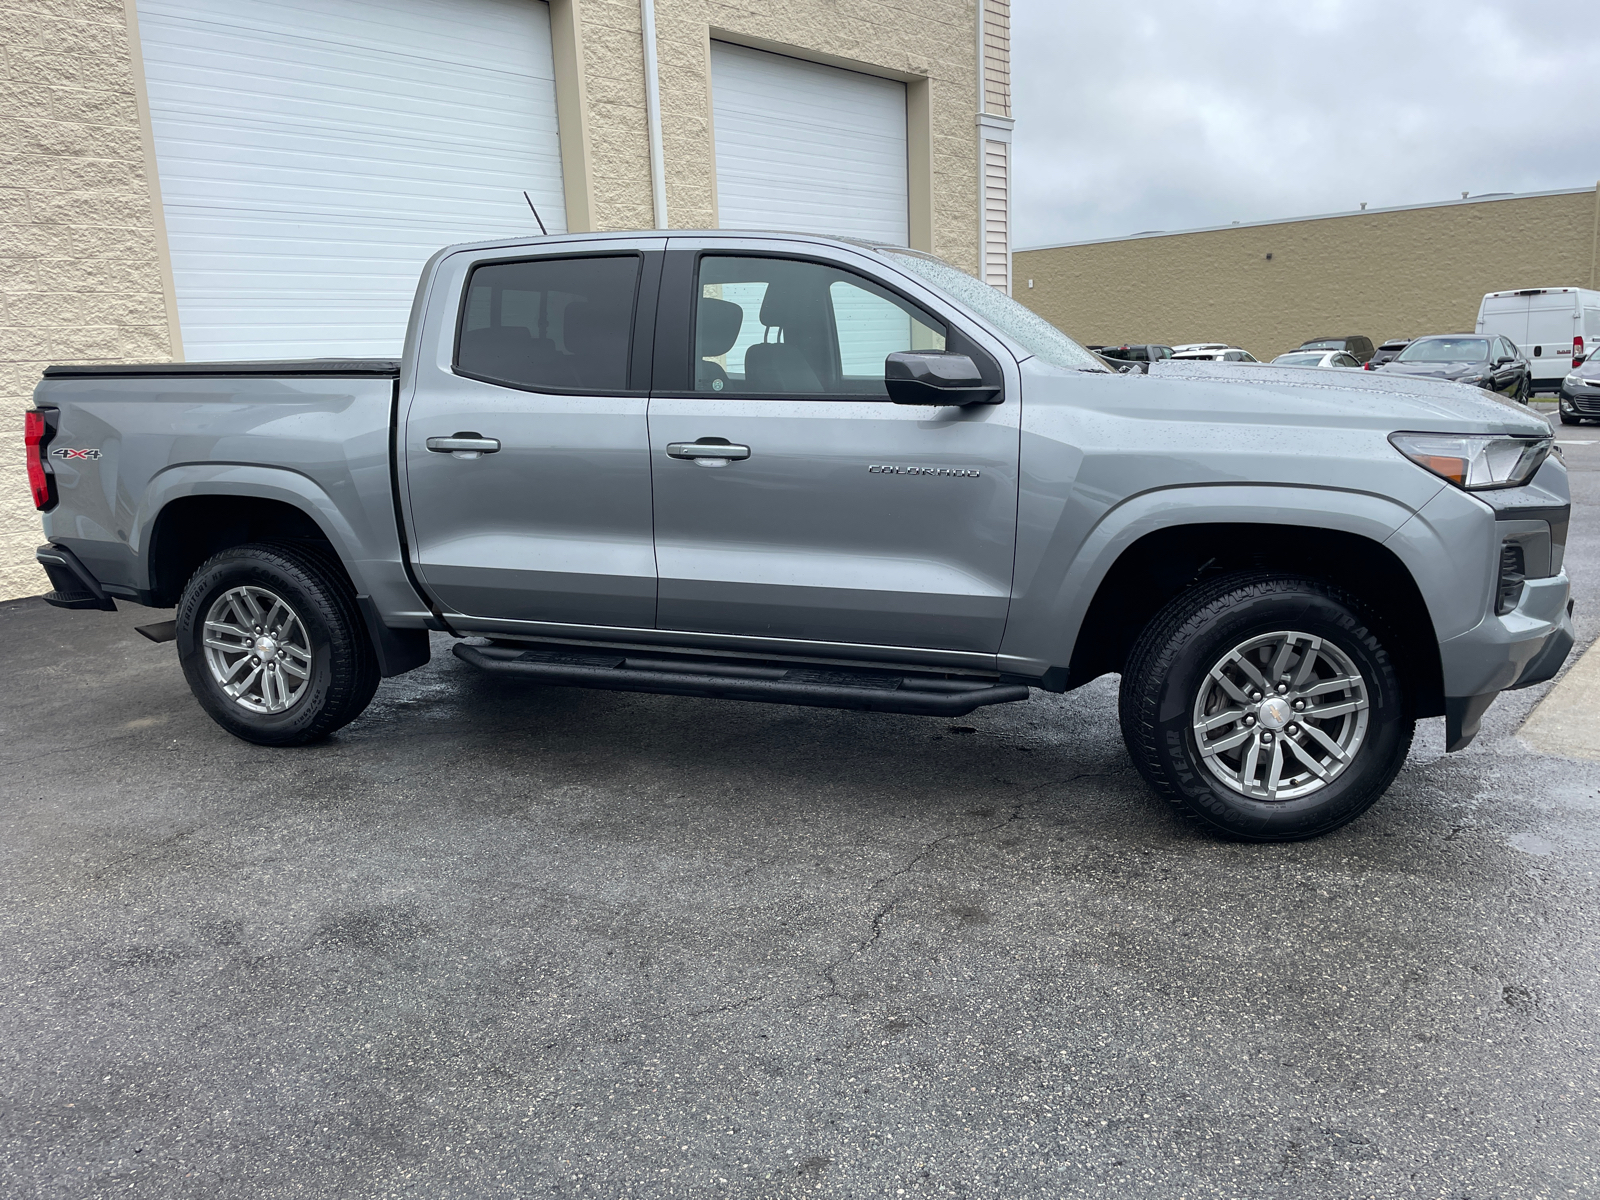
[
  {"x1": 1257, "y1": 697, "x2": 1291, "y2": 730},
  {"x1": 254, "y1": 636, "x2": 279, "y2": 662}
]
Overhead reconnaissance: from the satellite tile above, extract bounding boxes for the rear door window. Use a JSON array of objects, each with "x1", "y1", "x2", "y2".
[{"x1": 457, "y1": 255, "x2": 641, "y2": 392}]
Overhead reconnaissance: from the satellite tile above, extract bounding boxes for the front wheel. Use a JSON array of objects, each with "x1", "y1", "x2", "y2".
[
  {"x1": 1560, "y1": 408, "x2": 1581, "y2": 425},
  {"x1": 1119, "y1": 573, "x2": 1413, "y2": 841},
  {"x1": 176, "y1": 542, "x2": 379, "y2": 745}
]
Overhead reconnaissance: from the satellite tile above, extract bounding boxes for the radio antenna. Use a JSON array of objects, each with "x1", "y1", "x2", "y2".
[{"x1": 523, "y1": 191, "x2": 548, "y2": 236}]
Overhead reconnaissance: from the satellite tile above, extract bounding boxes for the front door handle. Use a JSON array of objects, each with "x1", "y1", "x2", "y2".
[
  {"x1": 666, "y1": 441, "x2": 750, "y2": 461},
  {"x1": 427, "y1": 434, "x2": 501, "y2": 456}
]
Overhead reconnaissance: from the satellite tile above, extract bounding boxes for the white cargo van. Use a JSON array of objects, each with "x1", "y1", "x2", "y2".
[{"x1": 1477, "y1": 288, "x2": 1600, "y2": 393}]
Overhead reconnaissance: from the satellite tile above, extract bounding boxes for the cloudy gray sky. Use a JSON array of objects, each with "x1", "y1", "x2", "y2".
[{"x1": 1011, "y1": 0, "x2": 1600, "y2": 248}]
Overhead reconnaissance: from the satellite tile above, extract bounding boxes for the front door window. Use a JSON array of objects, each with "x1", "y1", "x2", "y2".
[{"x1": 695, "y1": 256, "x2": 945, "y2": 398}]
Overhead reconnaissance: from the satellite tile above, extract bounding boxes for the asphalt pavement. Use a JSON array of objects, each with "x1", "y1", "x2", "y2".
[{"x1": 3, "y1": 409, "x2": 1599, "y2": 1198}]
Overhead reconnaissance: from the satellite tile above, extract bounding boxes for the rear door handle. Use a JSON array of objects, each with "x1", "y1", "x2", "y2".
[
  {"x1": 426, "y1": 434, "x2": 501, "y2": 455},
  {"x1": 666, "y1": 442, "x2": 750, "y2": 460}
]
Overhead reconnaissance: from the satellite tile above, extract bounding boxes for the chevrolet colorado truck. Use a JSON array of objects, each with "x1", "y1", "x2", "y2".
[{"x1": 27, "y1": 231, "x2": 1574, "y2": 840}]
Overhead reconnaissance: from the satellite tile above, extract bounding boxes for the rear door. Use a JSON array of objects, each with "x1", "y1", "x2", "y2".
[
  {"x1": 1527, "y1": 293, "x2": 1579, "y2": 381},
  {"x1": 646, "y1": 240, "x2": 1021, "y2": 654},
  {"x1": 402, "y1": 239, "x2": 663, "y2": 630}
]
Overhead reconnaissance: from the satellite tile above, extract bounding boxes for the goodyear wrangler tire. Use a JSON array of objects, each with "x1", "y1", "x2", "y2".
[
  {"x1": 1118, "y1": 573, "x2": 1413, "y2": 841},
  {"x1": 176, "y1": 542, "x2": 380, "y2": 746}
]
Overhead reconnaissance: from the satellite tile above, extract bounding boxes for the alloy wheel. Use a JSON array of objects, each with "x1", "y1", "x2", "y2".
[
  {"x1": 202, "y1": 585, "x2": 314, "y2": 714},
  {"x1": 1190, "y1": 630, "x2": 1370, "y2": 801}
]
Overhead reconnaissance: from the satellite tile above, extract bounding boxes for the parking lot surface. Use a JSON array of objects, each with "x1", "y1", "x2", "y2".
[{"x1": 4, "y1": 420, "x2": 1599, "y2": 1198}]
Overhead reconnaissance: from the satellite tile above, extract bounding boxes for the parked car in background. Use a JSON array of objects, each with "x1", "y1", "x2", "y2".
[
  {"x1": 1172, "y1": 343, "x2": 1230, "y2": 354},
  {"x1": 1271, "y1": 350, "x2": 1362, "y2": 369},
  {"x1": 1365, "y1": 338, "x2": 1412, "y2": 370},
  {"x1": 1378, "y1": 334, "x2": 1531, "y2": 402},
  {"x1": 1477, "y1": 288, "x2": 1600, "y2": 394},
  {"x1": 1557, "y1": 370, "x2": 1600, "y2": 424},
  {"x1": 1297, "y1": 335, "x2": 1375, "y2": 364},
  {"x1": 1173, "y1": 347, "x2": 1260, "y2": 363},
  {"x1": 1093, "y1": 344, "x2": 1175, "y2": 364}
]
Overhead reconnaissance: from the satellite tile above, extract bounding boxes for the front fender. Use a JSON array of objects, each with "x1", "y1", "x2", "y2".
[{"x1": 997, "y1": 483, "x2": 1436, "y2": 678}]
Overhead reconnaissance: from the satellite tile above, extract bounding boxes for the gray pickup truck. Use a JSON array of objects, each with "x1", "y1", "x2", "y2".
[{"x1": 27, "y1": 231, "x2": 1574, "y2": 841}]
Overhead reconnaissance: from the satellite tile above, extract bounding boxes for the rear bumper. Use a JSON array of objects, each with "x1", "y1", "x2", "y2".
[
  {"x1": 1439, "y1": 572, "x2": 1572, "y2": 750},
  {"x1": 36, "y1": 544, "x2": 116, "y2": 612}
]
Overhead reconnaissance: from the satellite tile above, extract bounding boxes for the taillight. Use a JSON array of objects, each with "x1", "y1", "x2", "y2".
[
  {"x1": 1575, "y1": 335, "x2": 1586, "y2": 368},
  {"x1": 25, "y1": 409, "x2": 56, "y2": 511}
]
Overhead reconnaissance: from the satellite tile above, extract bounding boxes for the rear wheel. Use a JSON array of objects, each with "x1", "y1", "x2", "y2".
[
  {"x1": 176, "y1": 542, "x2": 379, "y2": 745},
  {"x1": 1119, "y1": 573, "x2": 1413, "y2": 841}
]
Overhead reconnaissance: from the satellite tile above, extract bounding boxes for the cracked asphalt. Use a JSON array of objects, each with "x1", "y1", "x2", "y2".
[{"x1": 4, "y1": 418, "x2": 1600, "y2": 1198}]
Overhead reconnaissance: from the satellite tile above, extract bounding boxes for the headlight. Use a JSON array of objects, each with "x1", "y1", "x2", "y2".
[{"x1": 1389, "y1": 432, "x2": 1553, "y2": 490}]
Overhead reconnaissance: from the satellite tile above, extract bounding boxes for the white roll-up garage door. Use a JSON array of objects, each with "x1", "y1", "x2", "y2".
[
  {"x1": 136, "y1": 0, "x2": 566, "y2": 360},
  {"x1": 710, "y1": 42, "x2": 908, "y2": 245}
]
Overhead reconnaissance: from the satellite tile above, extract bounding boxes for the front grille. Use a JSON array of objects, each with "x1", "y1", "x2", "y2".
[{"x1": 1496, "y1": 542, "x2": 1526, "y2": 616}]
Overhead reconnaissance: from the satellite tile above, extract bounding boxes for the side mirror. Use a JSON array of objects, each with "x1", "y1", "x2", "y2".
[
  {"x1": 884, "y1": 352, "x2": 1001, "y2": 406},
  {"x1": 1493, "y1": 356, "x2": 1513, "y2": 367}
]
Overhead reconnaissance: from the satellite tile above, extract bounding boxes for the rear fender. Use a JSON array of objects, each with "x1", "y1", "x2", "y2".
[{"x1": 135, "y1": 465, "x2": 378, "y2": 599}]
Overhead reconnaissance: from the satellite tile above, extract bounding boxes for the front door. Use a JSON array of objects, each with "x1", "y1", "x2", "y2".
[
  {"x1": 403, "y1": 245, "x2": 661, "y2": 629},
  {"x1": 647, "y1": 246, "x2": 1021, "y2": 653}
]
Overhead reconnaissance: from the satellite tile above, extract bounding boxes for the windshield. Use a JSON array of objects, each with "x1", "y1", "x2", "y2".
[
  {"x1": 1273, "y1": 352, "x2": 1326, "y2": 366},
  {"x1": 878, "y1": 249, "x2": 1106, "y2": 371},
  {"x1": 1397, "y1": 337, "x2": 1489, "y2": 363},
  {"x1": 1300, "y1": 340, "x2": 1343, "y2": 351}
]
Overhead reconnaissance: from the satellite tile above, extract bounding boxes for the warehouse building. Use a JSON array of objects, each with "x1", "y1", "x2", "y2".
[
  {"x1": 1, "y1": 0, "x2": 1015, "y2": 598},
  {"x1": 1016, "y1": 185, "x2": 1600, "y2": 363}
]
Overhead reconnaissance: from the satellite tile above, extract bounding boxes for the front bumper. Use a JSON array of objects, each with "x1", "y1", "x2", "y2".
[
  {"x1": 1558, "y1": 381, "x2": 1600, "y2": 415},
  {"x1": 1438, "y1": 572, "x2": 1572, "y2": 750}
]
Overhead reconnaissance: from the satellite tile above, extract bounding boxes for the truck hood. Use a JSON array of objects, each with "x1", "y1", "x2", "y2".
[{"x1": 1132, "y1": 360, "x2": 1550, "y2": 436}]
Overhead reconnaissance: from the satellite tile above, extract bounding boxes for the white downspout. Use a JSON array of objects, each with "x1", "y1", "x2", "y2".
[{"x1": 640, "y1": 0, "x2": 668, "y2": 229}]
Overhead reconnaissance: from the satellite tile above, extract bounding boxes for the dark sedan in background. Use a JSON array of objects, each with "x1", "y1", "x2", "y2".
[
  {"x1": 1089, "y1": 343, "x2": 1174, "y2": 363},
  {"x1": 1365, "y1": 338, "x2": 1412, "y2": 369},
  {"x1": 1378, "y1": 334, "x2": 1532, "y2": 402},
  {"x1": 1558, "y1": 370, "x2": 1600, "y2": 424},
  {"x1": 1297, "y1": 334, "x2": 1375, "y2": 364}
]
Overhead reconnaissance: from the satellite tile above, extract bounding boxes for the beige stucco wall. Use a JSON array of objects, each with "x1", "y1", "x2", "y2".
[
  {"x1": 1015, "y1": 188, "x2": 1600, "y2": 361},
  {"x1": 0, "y1": 0, "x2": 986, "y2": 602},
  {"x1": 572, "y1": 0, "x2": 983, "y2": 271},
  {"x1": 0, "y1": 0, "x2": 178, "y2": 601}
]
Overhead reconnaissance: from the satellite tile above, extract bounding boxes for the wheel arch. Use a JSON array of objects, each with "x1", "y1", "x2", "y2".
[
  {"x1": 141, "y1": 472, "x2": 367, "y2": 607},
  {"x1": 1059, "y1": 522, "x2": 1445, "y2": 719}
]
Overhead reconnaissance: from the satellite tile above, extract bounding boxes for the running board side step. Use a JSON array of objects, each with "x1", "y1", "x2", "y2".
[{"x1": 453, "y1": 642, "x2": 1031, "y2": 717}]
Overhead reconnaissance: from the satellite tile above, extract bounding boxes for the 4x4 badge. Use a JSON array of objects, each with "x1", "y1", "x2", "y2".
[{"x1": 51, "y1": 447, "x2": 101, "y2": 460}]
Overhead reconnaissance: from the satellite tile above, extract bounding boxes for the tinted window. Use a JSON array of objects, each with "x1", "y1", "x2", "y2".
[
  {"x1": 457, "y1": 255, "x2": 640, "y2": 392},
  {"x1": 695, "y1": 256, "x2": 945, "y2": 396}
]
